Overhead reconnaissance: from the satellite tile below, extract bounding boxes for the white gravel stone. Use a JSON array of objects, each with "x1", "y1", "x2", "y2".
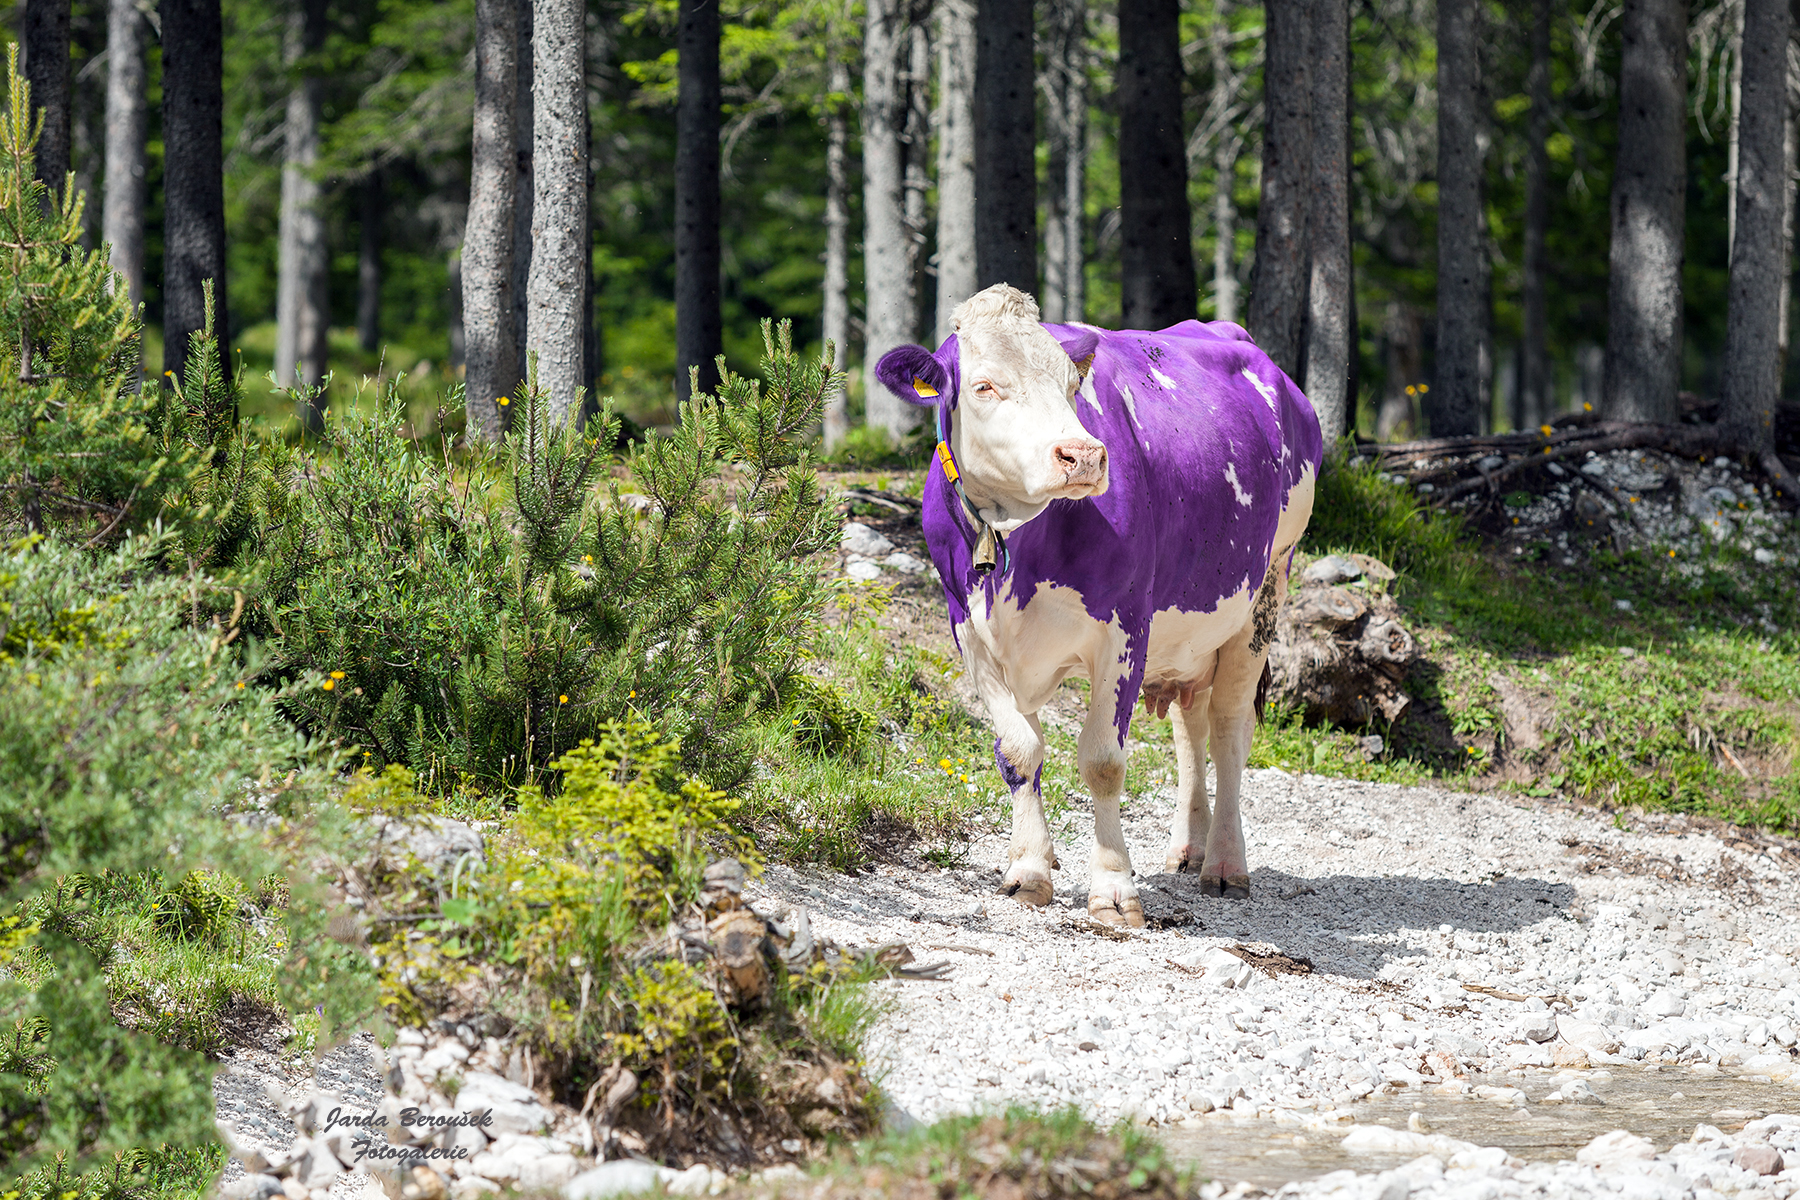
[{"x1": 840, "y1": 523, "x2": 895, "y2": 558}]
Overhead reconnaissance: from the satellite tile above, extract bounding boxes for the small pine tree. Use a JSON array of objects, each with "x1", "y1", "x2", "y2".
[{"x1": 0, "y1": 47, "x2": 145, "y2": 542}]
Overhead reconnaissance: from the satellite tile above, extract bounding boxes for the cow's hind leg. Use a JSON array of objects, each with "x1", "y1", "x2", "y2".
[
  {"x1": 1200, "y1": 554, "x2": 1289, "y2": 899},
  {"x1": 1081, "y1": 677, "x2": 1144, "y2": 928},
  {"x1": 1163, "y1": 688, "x2": 1212, "y2": 874}
]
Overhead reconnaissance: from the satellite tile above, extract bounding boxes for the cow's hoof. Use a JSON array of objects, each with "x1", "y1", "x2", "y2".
[
  {"x1": 1164, "y1": 848, "x2": 1198, "y2": 874},
  {"x1": 1199, "y1": 873, "x2": 1253, "y2": 900},
  {"x1": 1088, "y1": 895, "x2": 1146, "y2": 928},
  {"x1": 999, "y1": 874, "x2": 1055, "y2": 906}
]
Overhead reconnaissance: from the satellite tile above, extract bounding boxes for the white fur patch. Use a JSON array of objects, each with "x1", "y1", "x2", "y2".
[
  {"x1": 1151, "y1": 368, "x2": 1177, "y2": 390},
  {"x1": 1080, "y1": 370, "x2": 1103, "y2": 416},
  {"x1": 1117, "y1": 378, "x2": 1142, "y2": 429},
  {"x1": 1223, "y1": 462, "x2": 1253, "y2": 506},
  {"x1": 1241, "y1": 368, "x2": 1279, "y2": 413}
]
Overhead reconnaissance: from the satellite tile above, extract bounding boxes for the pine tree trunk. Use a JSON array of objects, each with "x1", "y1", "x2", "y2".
[
  {"x1": 1602, "y1": 0, "x2": 1688, "y2": 424},
  {"x1": 23, "y1": 0, "x2": 71, "y2": 202},
  {"x1": 511, "y1": 0, "x2": 534, "y2": 389},
  {"x1": 934, "y1": 0, "x2": 977, "y2": 343},
  {"x1": 277, "y1": 0, "x2": 331, "y2": 431},
  {"x1": 674, "y1": 0, "x2": 721, "y2": 404},
  {"x1": 1519, "y1": 0, "x2": 1553, "y2": 429},
  {"x1": 822, "y1": 51, "x2": 852, "y2": 448},
  {"x1": 1432, "y1": 0, "x2": 1485, "y2": 436},
  {"x1": 465, "y1": 0, "x2": 519, "y2": 442},
  {"x1": 1207, "y1": 0, "x2": 1242, "y2": 325},
  {"x1": 357, "y1": 171, "x2": 382, "y2": 354},
  {"x1": 1720, "y1": 0, "x2": 1792, "y2": 454},
  {"x1": 863, "y1": 0, "x2": 917, "y2": 437},
  {"x1": 1041, "y1": 0, "x2": 1086, "y2": 324},
  {"x1": 906, "y1": 16, "x2": 932, "y2": 344},
  {"x1": 448, "y1": 248, "x2": 467, "y2": 373},
  {"x1": 1246, "y1": 0, "x2": 1312, "y2": 378},
  {"x1": 974, "y1": 0, "x2": 1036, "y2": 290},
  {"x1": 161, "y1": 0, "x2": 227, "y2": 387},
  {"x1": 1118, "y1": 0, "x2": 1196, "y2": 329},
  {"x1": 70, "y1": 3, "x2": 103, "y2": 249},
  {"x1": 1303, "y1": 0, "x2": 1352, "y2": 439},
  {"x1": 103, "y1": 0, "x2": 147, "y2": 315},
  {"x1": 526, "y1": 0, "x2": 589, "y2": 425}
]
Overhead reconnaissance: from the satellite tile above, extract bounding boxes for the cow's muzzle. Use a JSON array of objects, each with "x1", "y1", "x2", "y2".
[{"x1": 1052, "y1": 440, "x2": 1108, "y2": 491}]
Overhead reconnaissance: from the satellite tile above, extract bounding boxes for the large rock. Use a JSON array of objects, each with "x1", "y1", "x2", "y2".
[
  {"x1": 367, "y1": 816, "x2": 485, "y2": 874},
  {"x1": 1266, "y1": 564, "x2": 1416, "y2": 726},
  {"x1": 563, "y1": 1161, "x2": 674, "y2": 1200},
  {"x1": 453, "y1": 1072, "x2": 554, "y2": 1136}
]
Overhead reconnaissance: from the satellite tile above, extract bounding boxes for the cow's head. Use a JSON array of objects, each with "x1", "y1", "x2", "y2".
[{"x1": 876, "y1": 284, "x2": 1107, "y2": 533}]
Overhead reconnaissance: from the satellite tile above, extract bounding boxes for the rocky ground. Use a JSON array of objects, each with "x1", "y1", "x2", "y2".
[{"x1": 747, "y1": 768, "x2": 1800, "y2": 1200}]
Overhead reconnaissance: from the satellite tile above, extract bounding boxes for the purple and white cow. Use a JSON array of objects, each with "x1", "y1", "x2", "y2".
[{"x1": 876, "y1": 284, "x2": 1322, "y2": 926}]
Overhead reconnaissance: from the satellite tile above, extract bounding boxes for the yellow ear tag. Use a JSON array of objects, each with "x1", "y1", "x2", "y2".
[
  {"x1": 935, "y1": 440, "x2": 960, "y2": 483},
  {"x1": 912, "y1": 376, "x2": 939, "y2": 398}
]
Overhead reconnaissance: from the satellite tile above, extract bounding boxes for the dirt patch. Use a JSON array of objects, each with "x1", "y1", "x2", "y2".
[
  {"x1": 1559, "y1": 836, "x2": 1691, "y2": 882},
  {"x1": 216, "y1": 993, "x2": 293, "y2": 1056}
]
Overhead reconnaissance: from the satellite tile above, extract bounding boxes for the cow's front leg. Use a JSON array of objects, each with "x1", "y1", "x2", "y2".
[
  {"x1": 1081, "y1": 681, "x2": 1144, "y2": 928},
  {"x1": 969, "y1": 651, "x2": 1058, "y2": 907},
  {"x1": 1164, "y1": 688, "x2": 1212, "y2": 874}
]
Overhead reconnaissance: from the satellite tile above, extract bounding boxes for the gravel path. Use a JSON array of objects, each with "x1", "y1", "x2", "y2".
[{"x1": 751, "y1": 767, "x2": 1800, "y2": 1199}]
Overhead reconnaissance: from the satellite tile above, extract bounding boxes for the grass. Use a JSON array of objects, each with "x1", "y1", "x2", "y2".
[
  {"x1": 22, "y1": 870, "x2": 291, "y2": 1059},
  {"x1": 744, "y1": 585, "x2": 1006, "y2": 869},
  {"x1": 1269, "y1": 448, "x2": 1800, "y2": 826},
  {"x1": 721, "y1": 1107, "x2": 1196, "y2": 1199}
]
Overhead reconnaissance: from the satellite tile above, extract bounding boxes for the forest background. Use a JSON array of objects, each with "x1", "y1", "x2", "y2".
[{"x1": 4, "y1": 0, "x2": 1786, "y2": 446}]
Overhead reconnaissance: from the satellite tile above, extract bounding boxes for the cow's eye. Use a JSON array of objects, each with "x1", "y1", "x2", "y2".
[{"x1": 972, "y1": 380, "x2": 995, "y2": 396}]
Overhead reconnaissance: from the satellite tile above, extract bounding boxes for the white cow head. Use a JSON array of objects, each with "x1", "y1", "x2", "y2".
[{"x1": 877, "y1": 284, "x2": 1108, "y2": 533}]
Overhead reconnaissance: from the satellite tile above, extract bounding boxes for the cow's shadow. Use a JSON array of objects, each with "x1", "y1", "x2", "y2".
[{"x1": 1137, "y1": 866, "x2": 1577, "y2": 981}]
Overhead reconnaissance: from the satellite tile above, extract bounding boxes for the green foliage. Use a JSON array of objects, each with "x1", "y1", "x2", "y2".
[
  {"x1": 264, "y1": 322, "x2": 839, "y2": 793},
  {"x1": 608, "y1": 960, "x2": 737, "y2": 1093},
  {"x1": 0, "y1": 536, "x2": 349, "y2": 1175},
  {"x1": 745, "y1": 586, "x2": 997, "y2": 869},
  {"x1": 1293, "y1": 455, "x2": 1800, "y2": 828},
  {"x1": 0, "y1": 48, "x2": 145, "y2": 543},
  {"x1": 825, "y1": 1107, "x2": 1195, "y2": 1199}
]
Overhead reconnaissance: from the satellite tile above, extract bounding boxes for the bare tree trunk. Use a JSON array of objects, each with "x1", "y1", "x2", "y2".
[
  {"x1": 674, "y1": 0, "x2": 721, "y2": 405},
  {"x1": 277, "y1": 0, "x2": 331, "y2": 431},
  {"x1": 1247, "y1": 0, "x2": 1312, "y2": 378},
  {"x1": 511, "y1": 0, "x2": 534, "y2": 392},
  {"x1": 1118, "y1": 0, "x2": 1196, "y2": 329},
  {"x1": 935, "y1": 0, "x2": 977, "y2": 343},
  {"x1": 1721, "y1": 0, "x2": 1792, "y2": 454},
  {"x1": 1518, "y1": 0, "x2": 1553, "y2": 429},
  {"x1": 1432, "y1": 0, "x2": 1485, "y2": 436},
  {"x1": 1603, "y1": 0, "x2": 1688, "y2": 424},
  {"x1": 906, "y1": 14, "x2": 932, "y2": 343},
  {"x1": 23, "y1": 0, "x2": 71, "y2": 203},
  {"x1": 1303, "y1": 0, "x2": 1352, "y2": 440},
  {"x1": 1376, "y1": 300, "x2": 1422, "y2": 439},
  {"x1": 357, "y1": 171, "x2": 382, "y2": 354},
  {"x1": 70, "y1": 4, "x2": 103, "y2": 249},
  {"x1": 822, "y1": 50, "x2": 852, "y2": 448},
  {"x1": 1780, "y1": 47, "x2": 1795, "y2": 372},
  {"x1": 1041, "y1": 0, "x2": 1086, "y2": 324},
  {"x1": 864, "y1": 0, "x2": 917, "y2": 436},
  {"x1": 1205, "y1": 0, "x2": 1244, "y2": 325},
  {"x1": 161, "y1": 0, "x2": 227, "y2": 387},
  {"x1": 526, "y1": 0, "x2": 588, "y2": 424},
  {"x1": 975, "y1": 0, "x2": 1036, "y2": 289},
  {"x1": 103, "y1": 0, "x2": 147, "y2": 316},
  {"x1": 465, "y1": 0, "x2": 518, "y2": 442},
  {"x1": 448, "y1": 248, "x2": 466, "y2": 375}
]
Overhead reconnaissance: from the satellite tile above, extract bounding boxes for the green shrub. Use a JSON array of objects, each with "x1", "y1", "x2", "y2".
[
  {"x1": 261, "y1": 326, "x2": 841, "y2": 794},
  {"x1": 0, "y1": 536, "x2": 365, "y2": 1176}
]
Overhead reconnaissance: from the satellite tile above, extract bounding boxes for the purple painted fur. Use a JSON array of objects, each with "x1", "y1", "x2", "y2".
[{"x1": 904, "y1": 320, "x2": 1322, "y2": 737}]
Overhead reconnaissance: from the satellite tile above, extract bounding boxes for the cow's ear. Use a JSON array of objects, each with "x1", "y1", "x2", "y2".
[
  {"x1": 875, "y1": 344, "x2": 949, "y2": 406},
  {"x1": 1055, "y1": 329, "x2": 1099, "y2": 379}
]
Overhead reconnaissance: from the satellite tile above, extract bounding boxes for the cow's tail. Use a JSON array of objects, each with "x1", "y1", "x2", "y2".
[{"x1": 1254, "y1": 661, "x2": 1272, "y2": 723}]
